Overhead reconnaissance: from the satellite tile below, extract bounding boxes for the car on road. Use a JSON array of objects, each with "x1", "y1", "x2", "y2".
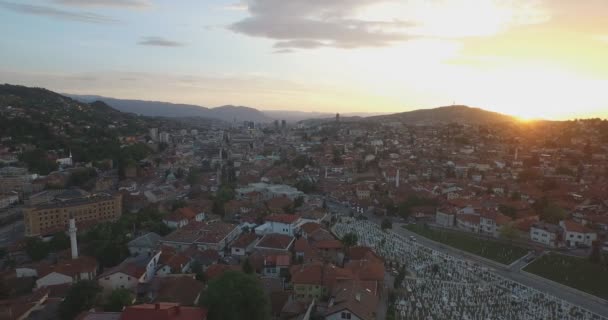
[
  {"x1": 524, "y1": 255, "x2": 536, "y2": 263},
  {"x1": 409, "y1": 236, "x2": 416, "y2": 241}
]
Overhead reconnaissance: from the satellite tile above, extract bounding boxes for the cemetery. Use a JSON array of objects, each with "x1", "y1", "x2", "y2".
[{"x1": 334, "y1": 218, "x2": 607, "y2": 320}]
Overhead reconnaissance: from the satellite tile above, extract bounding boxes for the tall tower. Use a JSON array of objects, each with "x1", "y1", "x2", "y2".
[
  {"x1": 396, "y1": 169, "x2": 400, "y2": 188},
  {"x1": 336, "y1": 113, "x2": 340, "y2": 122},
  {"x1": 68, "y1": 217, "x2": 78, "y2": 259}
]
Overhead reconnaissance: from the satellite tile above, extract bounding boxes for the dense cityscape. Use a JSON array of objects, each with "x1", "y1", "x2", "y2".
[
  {"x1": 0, "y1": 84, "x2": 607, "y2": 319},
  {"x1": 2, "y1": 1, "x2": 608, "y2": 319}
]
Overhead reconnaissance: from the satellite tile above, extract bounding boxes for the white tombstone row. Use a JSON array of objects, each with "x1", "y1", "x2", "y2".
[{"x1": 333, "y1": 219, "x2": 606, "y2": 320}]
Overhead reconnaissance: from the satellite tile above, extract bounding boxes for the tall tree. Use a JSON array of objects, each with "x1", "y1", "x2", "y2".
[
  {"x1": 242, "y1": 258, "x2": 254, "y2": 274},
  {"x1": 58, "y1": 280, "x2": 101, "y2": 320},
  {"x1": 201, "y1": 271, "x2": 270, "y2": 320},
  {"x1": 499, "y1": 223, "x2": 518, "y2": 243},
  {"x1": 25, "y1": 237, "x2": 49, "y2": 261},
  {"x1": 104, "y1": 288, "x2": 133, "y2": 312},
  {"x1": 381, "y1": 218, "x2": 393, "y2": 230},
  {"x1": 341, "y1": 232, "x2": 358, "y2": 250}
]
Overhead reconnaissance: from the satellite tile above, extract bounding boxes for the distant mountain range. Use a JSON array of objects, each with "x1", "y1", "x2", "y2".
[
  {"x1": 366, "y1": 105, "x2": 516, "y2": 124},
  {"x1": 68, "y1": 94, "x2": 389, "y2": 123},
  {"x1": 67, "y1": 95, "x2": 272, "y2": 123}
]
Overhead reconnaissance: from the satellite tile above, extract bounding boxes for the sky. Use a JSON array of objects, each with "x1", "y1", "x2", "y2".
[{"x1": 1, "y1": 0, "x2": 607, "y2": 120}]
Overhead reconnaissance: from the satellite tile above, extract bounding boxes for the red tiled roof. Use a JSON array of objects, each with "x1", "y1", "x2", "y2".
[
  {"x1": 205, "y1": 264, "x2": 241, "y2": 280},
  {"x1": 232, "y1": 233, "x2": 258, "y2": 248},
  {"x1": 562, "y1": 220, "x2": 594, "y2": 234},
  {"x1": 255, "y1": 234, "x2": 294, "y2": 250},
  {"x1": 300, "y1": 222, "x2": 322, "y2": 234},
  {"x1": 37, "y1": 256, "x2": 97, "y2": 279},
  {"x1": 176, "y1": 207, "x2": 197, "y2": 220},
  {"x1": 314, "y1": 239, "x2": 343, "y2": 250},
  {"x1": 120, "y1": 303, "x2": 207, "y2": 320}
]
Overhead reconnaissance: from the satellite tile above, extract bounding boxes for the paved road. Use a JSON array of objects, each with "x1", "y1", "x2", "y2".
[{"x1": 391, "y1": 222, "x2": 608, "y2": 317}]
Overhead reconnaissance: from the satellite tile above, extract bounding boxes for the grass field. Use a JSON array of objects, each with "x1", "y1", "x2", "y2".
[
  {"x1": 404, "y1": 224, "x2": 528, "y2": 265},
  {"x1": 523, "y1": 252, "x2": 608, "y2": 300}
]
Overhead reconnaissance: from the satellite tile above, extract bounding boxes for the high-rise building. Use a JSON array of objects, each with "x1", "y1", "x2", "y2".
[
  {"x1": 149, "y1": 128, "x2": 159, "y2": 141},
  {"x1": 281, "y1": 120, "x2": 286, "y2": 129},
  {"x1": 159, "y1": 132, "x2": 171, "y2": 144},
  {"x1": 23, "y1": 193, "x2": 122, "y2": 237},
  {"x1": 336, "y1": 113, "x2": 340, "y2": 122}
]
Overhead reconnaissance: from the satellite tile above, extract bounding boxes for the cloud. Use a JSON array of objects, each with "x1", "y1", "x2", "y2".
[
  {"x1": 229, "y1": 0, "x2": 551, "y2": 50},
  {"x1": 273, "y1": 49, "x2": 294, "y2": 54},
  {"x1": 54, "y1": 0, "x2": 151, "y2": 9},
  {"x1": 221, "y1": 2, "x2": 248, "y2": 11},
  {"x1": 0, "y1": 1, "x2": 119, "y2": 23},
  {"x1": 229, "y1": 0, "x2": 418, "y2": 49},
  {"x1": 137, "y1": 36, "x2": 185, "y2": 47}
]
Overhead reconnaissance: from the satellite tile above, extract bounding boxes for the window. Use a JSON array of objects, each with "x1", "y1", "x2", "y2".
[{"x1": 341, "y1": 312, "x2": 351, "y2": 319}]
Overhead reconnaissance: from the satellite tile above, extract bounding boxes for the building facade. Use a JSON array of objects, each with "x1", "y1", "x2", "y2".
[{"x1": 23, "y1": 193, "x2": 122, "y2": 236}]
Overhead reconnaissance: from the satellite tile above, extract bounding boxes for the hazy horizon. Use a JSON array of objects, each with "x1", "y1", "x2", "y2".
[{"x1": 1, "y1": 0, "x2": 608, "y2": 120}]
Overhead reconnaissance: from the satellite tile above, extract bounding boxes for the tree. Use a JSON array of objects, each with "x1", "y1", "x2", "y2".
[
  {"x1": 202, "y1": 271, "x2": 270, "y2": 320},
  {"x1": 58, "y1": 280, "x2": 101, "y2": 320},
  {"x1": 49, "y1": 232, "x2": 71, "y2": 252},
  {"x1": 541, "y1": 203, "x2": 566, "y2": 224},
  {"x1": 242, "y1": 258, "x2": 254, "y2": 274},
  {"x1": 498, "y1": 205, "x2": 517, "y2": 219},
  {"x1": 293, "y1": 196, "x2": 304, "y2": 208},
  {"x1": 341, "y1": 232, "x2": 358, "y2": 250},
  {"x1": 381, "y1": 218, "x2": 392, "y2": 231},
  {"x1": 19, "y1": 149, "x2": 58, "y2": 175},
  {"x1": 25, "y1": 237, "x2": 49, "y2": 261},
  {"x1": 104, "y1": 288, "x2": 132, "y2": 312},
  {"x1": 500, "y1": 223, "x2": 518, "y2": 243},
  {"x1": 190, "y1": 260, "x2": 205, "y2": 281},
  {"x1": 589, "y1": 241, "x2": 602, "y2": 264}
]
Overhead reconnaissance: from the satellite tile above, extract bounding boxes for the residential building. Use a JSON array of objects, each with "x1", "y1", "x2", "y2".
[
  {"x1": 128, "y1": 232, "x2": 161, "y2": 256},
  {"x1": 530, "y1": 222, "x2": 562, "y2": 248},
  {"x1": 23, "y1": 192, "x2": 122, "y2": 237},
  {"x1": 435, "y1": 208, "x2": 455, "y2": 227},
  {"x1": 560, "y1": 220, "x2": 597, "y2": 248},
  {"x1": 98, "y1": 251, "x2": 162, "y2": 292}
]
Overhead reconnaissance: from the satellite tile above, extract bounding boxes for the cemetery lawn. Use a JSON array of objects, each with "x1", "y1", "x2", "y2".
[
  {"x1": 523, "y1": 252, "x2": 608, "y2": 300},
  {"x1": 404, "y1": 224, "x2": 528, "y2": 265}
]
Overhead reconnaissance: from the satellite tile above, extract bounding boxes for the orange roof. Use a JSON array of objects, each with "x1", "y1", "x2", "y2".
[
  {"x1": 120, "y1": 303, "x2": 207, "y2": 320},
  {"x1": 314, "y1": 239, "x2": 343, "y2": 250},
  {"x1": 256, "y1": 234, "x2": 294, "y2": 250},
  {"x1": 300, "y1": 222, "x2": 322, "y2": 234},
  {"x1": 37, "y1": 256, "x2": 97, "y2": 279},
  {"x1": 562, "y1": 220, "x2": 594, "y2": 234}
]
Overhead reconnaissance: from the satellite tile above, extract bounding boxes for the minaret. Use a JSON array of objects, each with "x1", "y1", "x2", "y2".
[
  {"x1": 396, "y1": 169, "x2": 400, "y2": 188},
  {"x1": 68, "y1": 217, "x2": 78, "y2": 259}
]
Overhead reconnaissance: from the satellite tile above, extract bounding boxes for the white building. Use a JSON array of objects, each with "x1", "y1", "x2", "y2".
[
  {"x1": 530, "y1": 222, "x2": 562, "y2": 248},
  {"x1": 262, "y1": 214, "x2": 300, "y2": 236},
  {"x1": 560, "y1": 220, "x2": 597, "y2": 248},
  {"x1": 236, "y1": 183, "x2": 304, "y2": 201},
  {"x1": 98, "y1": 251, "x2": 161, "y2": 292},
  {"x1": 159, "y1": 132, "x2": 171, "y2": 144},
  {"x1": 435, "y1": 209, "x2": 455, "y2": 227},
  {"x1": 0, "y1": 192, "x2": 19, "y2": 209},
  {"x1": 149, "y1": 128, "x2": 158, "y2": 141}
]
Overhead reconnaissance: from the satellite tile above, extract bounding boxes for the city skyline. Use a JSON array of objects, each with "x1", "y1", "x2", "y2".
[{"x1": 1, "y1": 0, "x2": 608, "y2": 120}]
